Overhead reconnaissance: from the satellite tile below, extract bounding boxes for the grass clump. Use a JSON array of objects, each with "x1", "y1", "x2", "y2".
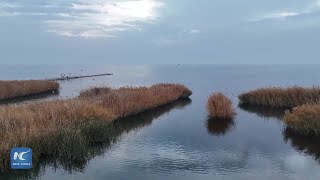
[
  {"x1": 239, "y1": 86, "x2": 320, "y2": 108},
  {"x1": 0, "y1": 83, "x2": 191, "y2": 172},
  {"x1": 0, "y1": 80, "x2": 59, "y2": 101},
  {"x1": 207, "y1": 93, "x2": 235, "y2": 120},
  {"x1": 283, "y1": 104, "x2": 320, "y2": 135}
]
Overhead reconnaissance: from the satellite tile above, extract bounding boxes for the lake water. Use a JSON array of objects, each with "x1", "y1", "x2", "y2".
[{"x1": 1, "y1": 65, "x2": 320, "y2": 180}]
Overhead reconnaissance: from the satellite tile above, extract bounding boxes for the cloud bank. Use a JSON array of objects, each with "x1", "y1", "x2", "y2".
[{"x1": 0, "y1": 0, "x2": 164, "y2": 38}]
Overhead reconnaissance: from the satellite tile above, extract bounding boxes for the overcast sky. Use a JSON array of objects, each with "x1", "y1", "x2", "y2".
[{"x1": 1, "y1": 0, "x2": 320, "y2": 64}]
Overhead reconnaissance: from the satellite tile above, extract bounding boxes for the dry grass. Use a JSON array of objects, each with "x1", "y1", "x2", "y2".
[
  {"x1": 0, "y1": 83, "x2": 191, "y2": 172},
  {"x1": 283, "y1": 104, "x2": 320, "y2": 135},
  {"x1": 239, "y1": 86, "x2": 320, "y2": 108},
  {"x1": 207, "y1": 93, "x2": 235, "y2": 120},
  {"x1": 0, "y1": 80, "x2": 59, "y2": 101}
]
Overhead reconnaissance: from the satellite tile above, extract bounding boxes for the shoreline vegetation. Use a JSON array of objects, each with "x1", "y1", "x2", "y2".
[
  {"x1": 239, "y1": 86, "x2": 320, "y2": 108},
  {"x1": 239, "y1": 86, "x2": 320, "y2": 135},
  {"x1": 0, "y1": 83, "x2": 192, "y2": 172},
  {"x1": 0, "y1": 80, "x2": 59, "y2": 101},
  {"x1": 207, "y1": 93, "x2": 235, "y2": 120}
]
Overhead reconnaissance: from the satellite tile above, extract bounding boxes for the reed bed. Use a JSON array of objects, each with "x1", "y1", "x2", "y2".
[
  {"x1": 239, "y1": 86, "x2": 320, "y2": 108},
  {"x1": 1, "y1": 99, "x2": 191, "y2": 178},
  {"x1": 0, "y1": 83, "x2": 191, "y2": 172},
  {"x1": 283, "y1": 104, "x2": 320, "y2": 135},
  {"x1": 207, "y1": 93, "x2": 235, "y2": 120},
  {"x1": 0, "y1": 80, "x2": 59, "y2": 100}
]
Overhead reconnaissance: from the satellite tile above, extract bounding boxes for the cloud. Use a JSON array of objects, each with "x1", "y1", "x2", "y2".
[
  {"x1": 155, "y1": 28, "x2": 201, "y2": 45},
  {"x1": 0, "y1": 2, "x2": 20, "y2": 16},
  {"x1": 251, "y1": 11, "x2": 301, "y2": 22},
  {"x1": 0, "y1": 0, "x2": 164, "y2": 38},
  {"x1": 0, "y1": 2, "x2": 19, "y2": 8},
  {"x1": 251, "y1": 0, "x2": 320, "y2": 22},
  {"x1": 45, "y1": 0, "x2": 164, "y2": 38},
  {"x1": 0, "y1": 12, "x2": 21, "y2": 17},
  {"x1": 188, "y1": 29, "x2": 200, "y2": 34}
]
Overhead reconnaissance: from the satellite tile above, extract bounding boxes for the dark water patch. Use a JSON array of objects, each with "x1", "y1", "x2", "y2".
[
  {"x1": 206, "y1": 118, "x2": 235, "y2": 137},
  {"x1": 283, "y1": 127, "x2": 320, "y2": 162},
  {"x1": 0, "y1": 90, "x2": 59, "y2": 105},
  {"x1": 238, "y1": 104, "x2": 286, "y2": 120}
]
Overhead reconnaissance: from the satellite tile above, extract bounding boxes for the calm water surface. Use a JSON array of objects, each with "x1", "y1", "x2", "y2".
[{"x1": 1, "y1": 65, "x2": 320, "y2": 180}]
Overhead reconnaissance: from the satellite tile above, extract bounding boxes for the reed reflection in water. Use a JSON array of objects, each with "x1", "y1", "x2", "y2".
[
  {"x1": 0, "y1": 90, "x2": 59, "y2": 105},
  {"x1": 283, "y1": 127, "x2": 320, "y2": 163},
  {"x1": 206, "y1": 118, "x2": 235, "y2": 137},
  {"x1": 238, "y1": 104, "x2": 286, "y2": 120},
  {"x1": 239, "y1": 103, "x2": 320, "y2": 165}
]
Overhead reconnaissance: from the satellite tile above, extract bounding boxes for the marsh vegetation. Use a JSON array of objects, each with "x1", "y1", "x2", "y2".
[
  {"x1": 207, "y1": 93, "x2": 235, "y2": 120},
  {"x1": 0, "y1": 83, "x2": 191, "y2": 173},
  {"x1": 284, "y1": 104, "x2": 320, "y2": 135},
  {"x1": 1, "y1": 99, "x2": 191, "y2": 178},
  {"x1": 239, "y1": 86, "x2": 320, "y2": 108},
  {"x1": 0, "y1": 80, "x2": 59, "y2": 101}
]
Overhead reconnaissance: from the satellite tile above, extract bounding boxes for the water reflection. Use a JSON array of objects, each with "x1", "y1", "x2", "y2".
[
  {"x1": 0, "y1": 91, "x2": 59, "y2": 105},
  {"x1": 283, "y1": 127, "x2": 320, "y2": 162},
  {"x1": 0, "y1": 98, "x2": 191, "y2": 180},
  {"x1": 238, "y1": 104, "x2": 286, "y2": 120},
  {"x1": 206, "y1": 118, "x2": 235, "y2": 137}
]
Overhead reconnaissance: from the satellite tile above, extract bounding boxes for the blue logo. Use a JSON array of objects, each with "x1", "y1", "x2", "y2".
[{"x1": 10, "y1": 148, "x2": 32, "y2": 169}]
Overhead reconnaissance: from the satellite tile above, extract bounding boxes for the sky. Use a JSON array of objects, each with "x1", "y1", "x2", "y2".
[{"x1": 0, "y1": 0, "x2": 320, "y2": 64}]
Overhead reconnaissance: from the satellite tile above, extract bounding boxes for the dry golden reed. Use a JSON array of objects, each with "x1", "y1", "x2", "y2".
[
  {"x1": 239, "y1": 86, "x2": 320, "y2": 108},
  {"x1": 0, "y1": 80, "x2": 59, "y2": 100},
  {"x1": 207, "y1": 93, "x2": 235, "y2": 119},
  {"x1": 0, "y1": 83, "x2": 191, "y2": 153},
  {"x1": 284, "y1": 104, "x2": 320, "y2": 135}
]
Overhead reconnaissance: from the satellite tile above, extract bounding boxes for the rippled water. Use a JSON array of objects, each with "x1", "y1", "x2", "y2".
[{"x1": 2, "y1": 65, "x2": 320, "y2": 180}]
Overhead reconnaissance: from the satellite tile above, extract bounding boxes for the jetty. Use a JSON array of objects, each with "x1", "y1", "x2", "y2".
[{"x1": 46, "y1": 73, "x2": 113, "y2": 81}]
